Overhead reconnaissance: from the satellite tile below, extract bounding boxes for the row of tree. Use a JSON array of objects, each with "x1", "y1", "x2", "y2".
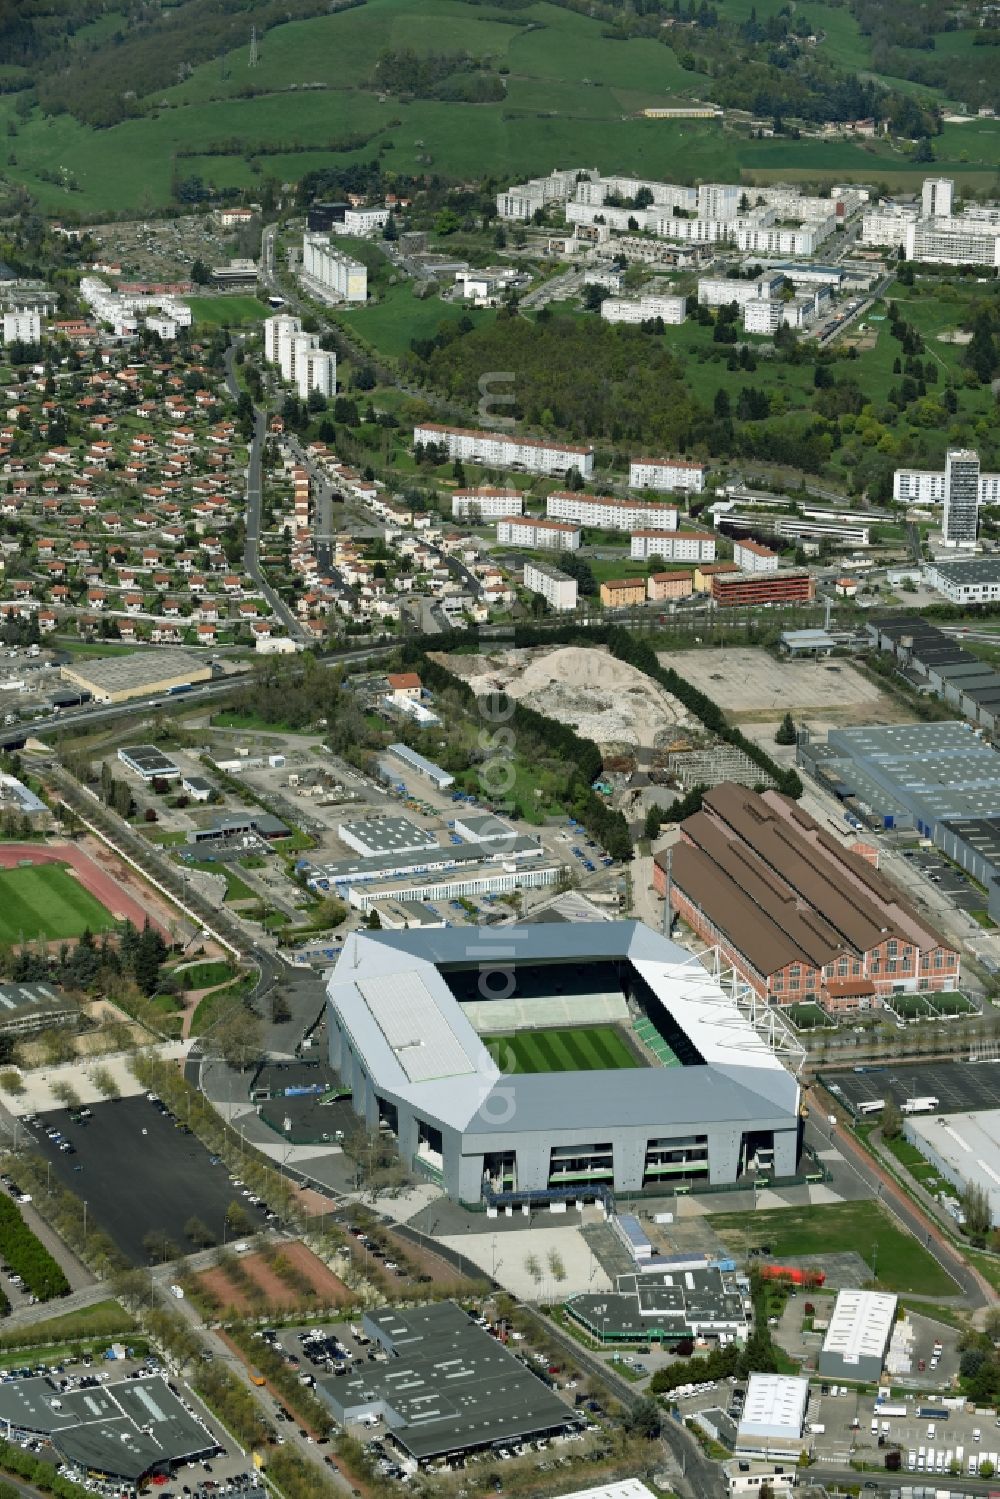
[{"x1": 0, "y1": 1194, "x2": 70, "y2": 1299}]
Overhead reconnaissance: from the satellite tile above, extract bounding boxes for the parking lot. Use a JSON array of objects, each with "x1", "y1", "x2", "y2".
[
  {"x1": 899, "y1": 848, "x2": 984, "y2": 913},
  {"x1": 824, "y1": 1060, "x2": 1000, "y2": 1117},
  {"x1": 809, "y1": 1391, "x2": 1000, "y2": 1475},
  {"x1": 25, "y1": 1096, "x2": 270, "y2": 1264}
]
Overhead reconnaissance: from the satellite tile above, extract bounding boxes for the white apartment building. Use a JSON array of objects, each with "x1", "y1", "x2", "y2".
[
  {"x1": 343, "y1": 206, "x2": 390, "y2": 236},
  {"x1": 922, "y1": 177, "x2": 955, "y2": 219},
  {"x1": 263, "y1": 314, "x2": 336, "y2": 399},
  {"x1": 413, "y1": 423, "x2": 595, "y2": 479},
  {"x1": 860, "y1": 206, "x2": 917, "y2": 249},
  {"x1": 451, "y1": 489, "x2": 524, "y2": 521},
  {"x1": 300, "y1": 232, "x2": 368, "y2": 302},
  {"x1": 630, "y1": 530, "x2": 716, "y2": 561},
  {"x1": 894, "y1": 464, "x2": 1000, "y2": 507},
  {"x1": 2, "y1": 308, "x2": 40, "y2": 343},
  {"x1": 904, "y1": 216, "x2": 1000, "y2": 268},
  {"x1": 264, "y1": 313, "x2": 301, "y2": 365},
  {"x1": 733, "y1": 538, "x2": 780, "y2": 573},
  {"x1": 547, "y1": 491, "x2": 680, "y2": 530},
  {"x1": 698, "y1": 183, "x2": 742, "y2": 220},
  {"x1": 698, "y1": 274, "x2": 786, "y2": 307},
  {"x1": 145, "y1": 313, "x2": 178, "y2": 341},
  {"x1": 523, "y1": 560, "x2": 578, "y2": 612},
  {"x1": 496, "y1": 517, "x2": 581, "y2": 551},
  {"x1": 495, "y1": 167, "x2": 587, "y2": 220},
  {"x1": 601, "y1": 294, "x2": 686, "y2": 326},
  {"x1": 628, "y1": 458, "x2": 707, "y2": 494},
  {"x1": 743, "y1": 300, "x2": 783, "y2": 335}
]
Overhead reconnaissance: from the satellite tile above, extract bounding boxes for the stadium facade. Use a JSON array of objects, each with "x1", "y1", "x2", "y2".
[{"x1": 325, "y1": 922, "x2": 801, "y2": 1203}]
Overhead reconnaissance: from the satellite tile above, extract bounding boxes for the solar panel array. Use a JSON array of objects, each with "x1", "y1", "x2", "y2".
[{"x1": 358, "y1": 972, "x2": 477, "y2": 1082}]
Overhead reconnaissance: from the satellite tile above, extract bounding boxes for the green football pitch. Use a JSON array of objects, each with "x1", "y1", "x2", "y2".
[
  {"x1": 482, "y1": 1025, "x2": 642, "y2": 1075},
  {"x1": 0, "y1": 864, "x2": 117, "y2": 942}
]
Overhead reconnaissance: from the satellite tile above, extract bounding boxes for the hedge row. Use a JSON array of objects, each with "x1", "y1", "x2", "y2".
[{"x1": 0, "y1": 1195, "x2": 70, "y2": 1300}]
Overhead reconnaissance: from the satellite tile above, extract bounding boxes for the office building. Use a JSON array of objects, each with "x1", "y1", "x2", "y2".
[
  {"x1": 523, "y1": 560, "x2": 578, "y2": 612},
  {"x1": 547, "y1": 492, "x2": 679, "y2": 530},
  {"x1": 496, "y1": 517, "x2": 581, "y2": 551},
  {"x1": 629, "y1": 458, "x2": 707, "y2": 494},
  {"x1": 117, "y1": 745, "x2": 182, "y2": 782},
  {"x1": 818, "y1": 1290, "x2": 897, "y2": 1382},
  {"x1": 566, "y1": 1263, "x2": 749, "y2": 1345},
  {"x1": 709, "y1": 569, "x2": 814, "y2": 607},
  {"x1": 325, "y1": 921, "x2": 800, "y2": 1201},
  {"x1": 657, "y1": 783, "x2": 960, "y2": 1010},
  {"x1": 300, "y1": 233, "x2": 368, "y2": 302},
  {"x1": 414, "y1": 423, "x2": 594, "y2": 479}
]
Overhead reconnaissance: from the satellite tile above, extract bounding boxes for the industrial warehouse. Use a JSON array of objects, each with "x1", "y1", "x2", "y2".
[
  {"x1": 315, "y1": 1303, "x2": 577, "y2": 1463},
  {"x1": 656, "y1": 785, "x2": 960, "y2": 1012},
  {"x1": 324, "y1": 921, "x2": 801, "y2": 1204},
  {"x1": 61, "y1": 648, "x2": 211, "y2": 704},
  {"x1": 0, "y1": 1375, "x2": 218, "y2": 1482}
]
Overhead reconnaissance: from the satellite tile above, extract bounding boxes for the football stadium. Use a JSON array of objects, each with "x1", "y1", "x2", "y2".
[{"x1": 325, "y1": 922, "x2": 801, "y2": 1204}]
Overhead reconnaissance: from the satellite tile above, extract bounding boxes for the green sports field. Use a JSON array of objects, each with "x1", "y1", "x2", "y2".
[
  {"x1": 0, "y1": 865, "x2": 117, "y2": 942},
  {"x1": 483, "y1": 1024, "x2": 642, "y2": 1075}
]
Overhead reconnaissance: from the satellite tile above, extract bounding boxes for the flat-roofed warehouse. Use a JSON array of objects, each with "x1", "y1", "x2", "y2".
[
  {"x1": 817, "y1": 1289, "x2": 897, "y2": 1382},
  {"x1": 0, "y1": 1374, "x2": 218, "y2": 1482},
  {"x1": 736, "y1": 1374, "x2": 810, "y2": 1458},
  {"x1": 61, "y1": 649, "x2": 211, "y2": 704},
  {"x1": 315, "y1": 1302, "x2": 577, "y2": 1462}
]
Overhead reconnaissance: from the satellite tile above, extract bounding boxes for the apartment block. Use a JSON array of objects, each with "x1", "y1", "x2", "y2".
[
  {"x1": 451, "y1": 489, "x2": 524, "y2": 521},
  {"x1": 300, "y1": 233, "x2": 368, "y2": 302},
  {"x1": 628, "y1": 458, "x2": 706, "y2": 494},
  {"x1": 600, "y1": 577, "x2": 647, "y2": 608},
  {"x1": 647, "y1": 571, "x2": 694, "y2": 601},
  {"x1": 2, "y1": 308, "x2": 41, "y2": 343},
  {"x1": 904, "y1": 216, "x2": 1000, "y2": 268},
  {"x1": 414, "y1": 423, "x2": 594, "y2": 479},
  {"x1": 546, "y1": 492, "x2": 678, "y2": 531},
  {"x1": 698, "y1": 275, "x2": 786, "y2": 307},
  {"x1": 733, "y1": 539, "x2": 780, "y2": 574},
  {"x1": 601, "y1": 294, "x2": 687, "y2": 326},
  {"x1": 523, "y1": 560, "x2": 578, "y2": 612},
  {"x1": 496, "y1": 517, "x2": 581, "y2": 551},
  {"x1": 630, "y1": 530, "x2": 716, "y2": 562},
  {"x1": 710, "y1": 569, "x2": 814, "y2": 607},
  {"x1": 655, "y1": 784, "x2": 960, "y2": 1010}
]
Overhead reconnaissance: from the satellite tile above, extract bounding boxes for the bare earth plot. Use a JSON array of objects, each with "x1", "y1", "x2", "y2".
[
  {"x1": 438, "y1": 645, "x2": 694, "y2": 752},
  {"x1": 662, "y1": 647, "x2": 908, "y2": 732}
]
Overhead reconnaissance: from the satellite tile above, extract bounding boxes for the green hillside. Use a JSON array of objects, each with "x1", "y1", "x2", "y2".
[{"x1": 0, "y1": 0, "x2": 996, "y2": 218}]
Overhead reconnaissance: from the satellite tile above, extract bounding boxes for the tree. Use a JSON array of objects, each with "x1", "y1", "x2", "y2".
[
  {"x1": 962, "y1": 1181, "x2": 992, "y2": 1237},
  {"x1": 225, "y1": 1200, "x2": 251, "y2": 1236},
  {"x1": 90, "y1": 1065, "x2": 120, "y2": 1100},
  {"x1": 881, "y1": 1096, "x2": 903, "y2": 1140},
  {"x1": 367, "y1": 909, "x2": 382, "y2": 929},
  {"x1": 213, "y1": 1007, "x2": 263, "y2": 1071},
  {"x1": 51, "y1": 1079, "x2": 80, "y2": 1109},
  {"x1": 0, "y1": 1070, "x2": 24, "y2": 1095},
  {"x1": 191, "y1": 258, "x2": 211, "y2": 285},
  {"x1": 184, "y1": 1215, "x2": 216, "y2": 1248},
  {"x1": 624, "y1": 1396, "x2": 661, "y2": 1440},
  {"x1": 142, "y1": 1229, "x2": 180, "y2": 1263},
  {"x1": 774, "y1": 712, "x2": 796, "y2": 745},
  {"x1": 644, "y1": 803, "x2": 666, "y2": 839}
]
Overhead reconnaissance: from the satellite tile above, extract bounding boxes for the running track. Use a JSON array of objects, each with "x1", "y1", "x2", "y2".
[{"x1": 0, "y1": 842, "x2": 170, "y2": 937}]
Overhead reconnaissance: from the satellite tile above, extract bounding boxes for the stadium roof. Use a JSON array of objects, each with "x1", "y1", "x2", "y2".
[
  {"x1": 326, "y1": 923, "x2": 798, "y2": 1134},
  {"x1": 0, "y1": 1376, "x2": 216, "y2": 1480}
]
